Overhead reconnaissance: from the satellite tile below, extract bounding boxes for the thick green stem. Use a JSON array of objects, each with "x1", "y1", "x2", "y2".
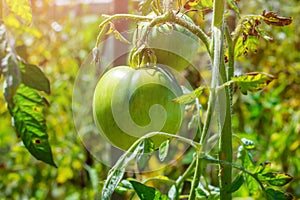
[
  {"x1": 188, "y1": 152, "x2": 203, "y2": 200},
  {"x1": 211, "y1": 0, "x2": 233, "y2": 199}
]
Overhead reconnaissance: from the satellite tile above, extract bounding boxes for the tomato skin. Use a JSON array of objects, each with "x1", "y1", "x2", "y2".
[
  {"x1": 93, "y1": 66, "x2": 184, "y2": 150},
  {"x1": 134, "y1": 13, "x2": 200, "y2": 71}
]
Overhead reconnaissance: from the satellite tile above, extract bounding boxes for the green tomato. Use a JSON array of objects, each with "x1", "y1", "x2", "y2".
[
  {"x1": 93, "y1": 66, "x2": 184, "y2": 150},
  {"x1": 133, "y1": 13, "x2": 200, "y2": 71}
]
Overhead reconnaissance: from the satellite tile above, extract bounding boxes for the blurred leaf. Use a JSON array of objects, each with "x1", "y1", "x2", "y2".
[
  {"x1": 241, "y1": 138, "x2": 255, "y2": 149},
  {"x1": 158, "y1": 140, "x2": 169, "y2": 162},
  {"x1": 261, "y1": 10, "x2": 292, "y2": 26},
  {"x1": 102, "y1": 142, "x2": 144, "y2": 200},
  {"x1": 8, "y1": 84, "x2": 56, "y2": 167},
  {"x1": 184, "y1": 0, "x2": 212, "y2": 10},
  {"x1": 226, "y1": 173, "x2": 244, "y2": 193},
  {"x1": 253, "y1": 161, "x2": 272, "y2": 174},
  {"x1": 196, "y1": 187, "x2": 208, "y2": 198},
  {"x1": 226, "y1": 0, "x2": 240, "y2": 17},
  {"x1": 0, "y1": 24, "x2": 7, "y2": 70},
  {"x1": 5, "y1": 0, "x2": 32, "y2": 25},
  {"x1": 265, "y1": 187, "x2": 294, "y2": 200},
  {"x1": 20, "y1": 62, "x2": 50, "y2": 94},
  {"x1": 168, "y1": 185, "x2": 177, "y2": 199},
  {"x1": 130, "y1": 180, "x2": 169, "y2": 200},
  {"x1": 139, "y1": 0, "x2": 153, "y2": 15},
  {"x1": 2, "y1": 54, "x2": 21, "y2": 104},
  {"x1": 258, "y1": 172, "x2": 293, "y2": 186},
  {"x1": 232, "y1": 72, "x2": 276, "y2": 95},
  {"x1": 173, "y1": 86, "x2": 204, "y2": 104},
  {"x1": 84, "y1": 164, "x2": 99, "y2": 191}
]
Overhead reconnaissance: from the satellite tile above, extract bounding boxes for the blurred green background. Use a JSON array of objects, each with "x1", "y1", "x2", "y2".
[{"x1": 0, "y1": 0, "x2": 299, "y2": 199}]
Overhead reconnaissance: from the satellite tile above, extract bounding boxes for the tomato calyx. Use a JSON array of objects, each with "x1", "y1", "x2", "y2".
[{"x1": 128, "y1": 45, "x2": 157, "y2": 69}]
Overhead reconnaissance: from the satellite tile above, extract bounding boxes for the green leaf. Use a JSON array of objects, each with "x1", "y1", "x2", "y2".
[
  {"x1": 102, "y1": 169, "x2": 125, "y2": 200},
  {"x1": 226, "y1": 173, "x2": 244, "y2": 193},
  {"x1": 173, "y1": 86, "x2": 204, "y2": 104},
  {"x1": 238, "y1": 146, "x2": 255, "y2": 169},
  {"x1": 241, "y1": 138, "x2": 255, "y2": 150},
  {"x1": 261, "y1": 10, "x2": 292, "y2": 27},
  {"x1": 258, "y1": 172, "x2": 293, "y2": 187},
  {"x1": 265, "y1": 187, "x2": 294, "y2": 200},
  {"x1": 235, "y1": 36, "x2": 259, "y2": 58},
  {"x1": 232, "y1": 72, "x2": 276, "y2": 95},
  {"x1": 253, "y1": 161, "x2": 272, "y2": 174},
  {"x1": 196, "y1": 187, "x2": 208, "y2": 198},
  {"x1": 5, "y1": 0, "x2": 32, "y2": 25},
  {"x1": 158, "y1": 140, "x2": 169, "y2": 162},
  {"x1": 8, "y1": 84, "x2": 56, "y2": 167},
  {"x1": 137, "y1": 139, "x2": 155, "y2": 170},
  {"x1": 238, "y1": 146, "x2": 258, "y2": 195},
  {"x1": 20, "y1": 62, "x2": 51, "y2": 94},
  {"x1": 130, "y1": 180, "x2": 169, "y2": 200},
  {"x1": 102, "y1": 142, "x2": 145, "y2": 200}
]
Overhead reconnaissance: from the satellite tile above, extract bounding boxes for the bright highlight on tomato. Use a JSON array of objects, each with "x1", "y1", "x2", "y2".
[{"x1": 93, "y1": 66, "x2": 184, "y2": 150}]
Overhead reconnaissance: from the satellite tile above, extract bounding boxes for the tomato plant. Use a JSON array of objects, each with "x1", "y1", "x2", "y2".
[
  {"x1": 93, "y1": 66, "x2": 183, "y2": 150},
  {"x1": 96, "y1": 1, "x2": 295, "y2": 200}
]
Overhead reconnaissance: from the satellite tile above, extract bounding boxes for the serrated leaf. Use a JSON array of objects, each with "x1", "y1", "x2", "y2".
[
  {"x1": 5, "y1": 0, "x2": 32, "y2": 25},
  {"x1": 232, "y1": 72, "x2": 276, "y2": 95},
  {"x1": 20, "y1": 62, "x2": 50, "y2": 94},
  {"x1": 235, "y1": 36, "x2": 259, "y2": 57},
  {"x1": 256, "y1": 27, "x2": 274, "y2": 42},
  {"x1": 258, "y1": 172, "x2": 293, "y2": 186},
  {"x1": 226, "y1": 173, "x2": 244, "y2": 193},
  {"x1": 130, "y1": 180, "x2": 169, "y2": 200},
  {"x1": 241, "y1": 138, "x2": 255, "y2": 150},
  {"x1": 261, "y1": 10, "x2": 292, "y2": 27},
  {"x1": 265, "y1": 187, "x2": 294, "y2": 200},
  {"x1": 173, "y1": 86, "x2": 204, "y2": 104},
  {"x1": 158, "y1": 140, "x2": 169, "y2": 162},
  {"x1": 8, "y1": 84, "x2": 56, "y2": 167}
]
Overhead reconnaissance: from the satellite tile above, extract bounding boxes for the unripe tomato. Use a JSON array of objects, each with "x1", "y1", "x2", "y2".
[
  {"x1": 133, "y1": 13, "x2": 200, "y2": 71},
  {"x1": 93, "y1": 66, "x2": 184, "y2": 150}
]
